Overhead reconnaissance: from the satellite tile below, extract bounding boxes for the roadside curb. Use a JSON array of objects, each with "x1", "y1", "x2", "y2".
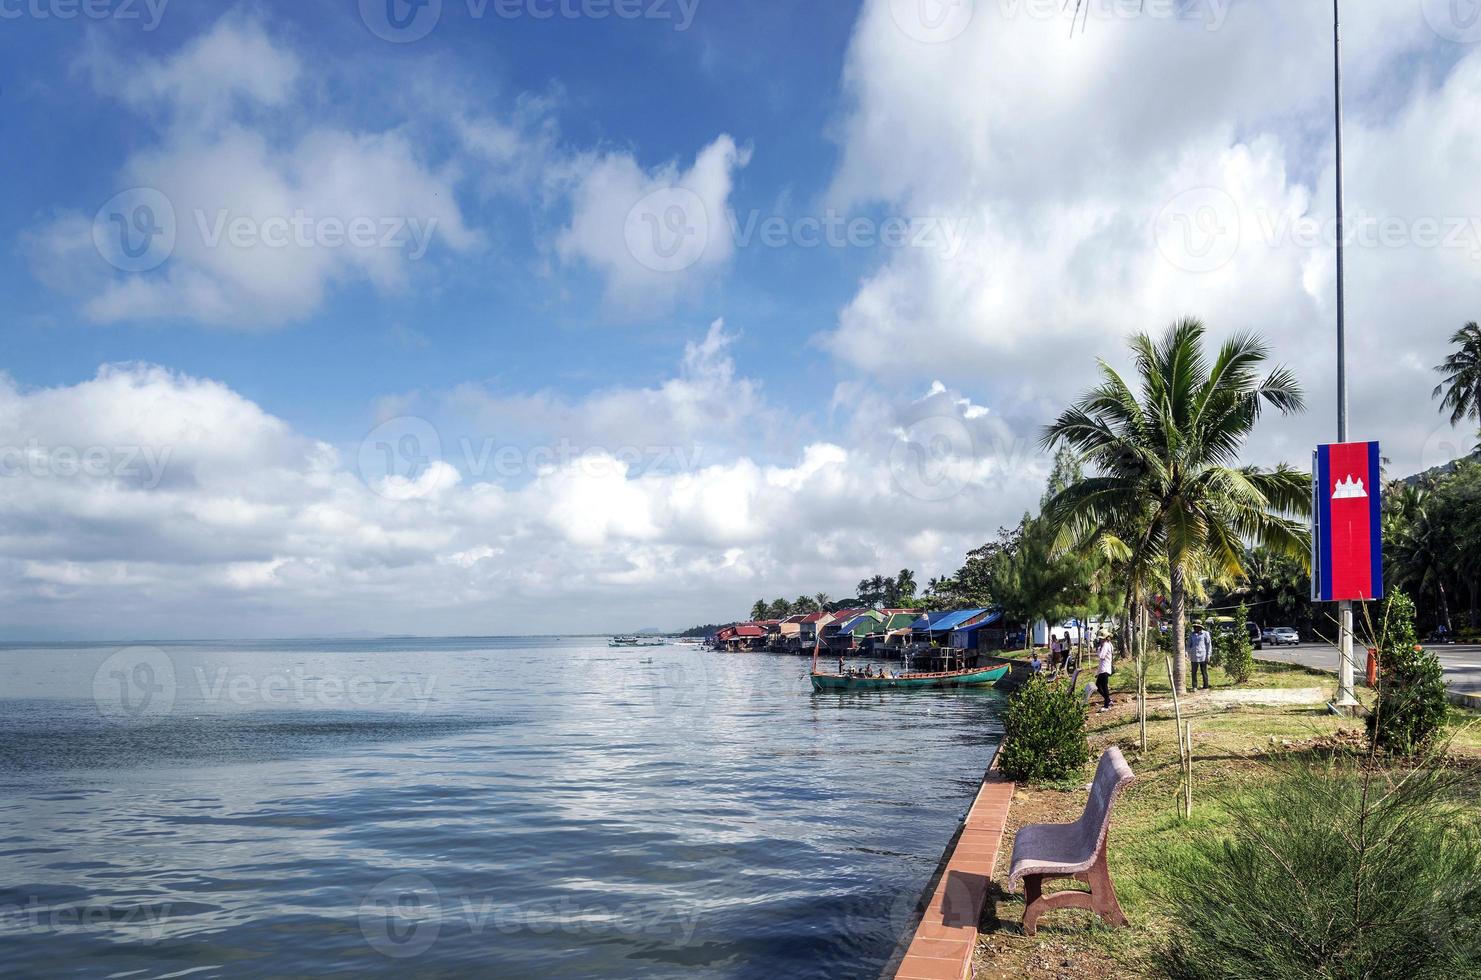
[{"x1": 1254, "y1": 655, "x2": 1481, "y2": 712}]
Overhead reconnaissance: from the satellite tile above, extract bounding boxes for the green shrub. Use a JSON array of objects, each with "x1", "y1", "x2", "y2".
[
  {"x1": 997, "y1": 675, "x2": 1090, "y2": 783},
  {"x1": 1160, "y1": 756, "x2": 1481, "y2": 980},
  {"x1": 1368, "y1": 591, "x2": 1449, "y2": 755},
  {"x1": 1222, "y1": 603, "x2": 1255, "y2": 684}
]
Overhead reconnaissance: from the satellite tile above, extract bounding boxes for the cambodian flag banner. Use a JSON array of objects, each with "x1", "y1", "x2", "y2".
[{"x1": 1311, "y1": 441, "x2": 1383, "y2": 603}]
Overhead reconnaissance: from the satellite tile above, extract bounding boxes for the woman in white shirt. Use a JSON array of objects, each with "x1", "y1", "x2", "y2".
[{"x1": 1094, "y1": 630, "x2": 1115, "y2": 712}]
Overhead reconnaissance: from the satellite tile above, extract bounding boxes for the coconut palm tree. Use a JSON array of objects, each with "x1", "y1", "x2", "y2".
[
  {"x1": 1432, "y1": 321, "x2": 1481, "y2": 429},
  {"x1": 813, "y1": 592, "x2": 831, "y2": 612},
  {"x1": 895, "y1": 569, "x2": 917, "y2": 602},
  {"x1": 750, "y1": 599, "x2": 768, "y2": 621},
  {"x1": 1041, "y1": 318, "x2": 1310, "y2": 693}
]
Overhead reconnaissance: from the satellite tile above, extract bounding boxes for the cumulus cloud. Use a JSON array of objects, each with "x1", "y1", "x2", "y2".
[
  {"x1": 30, "y1": 16, "x2": 478, "y2": 328},
  {"x1": 556, "y1": 135, "x2": 753, "y2": 314},
  {"x1": 822, "y1": 0, "x2": 1480, "y2": 474},
  {"x1": 445, "y1": 318, "x2": 773, "y2": 461},
  {"x1": 0, "y1": 344, "x2": 1044, "y2": 638}
]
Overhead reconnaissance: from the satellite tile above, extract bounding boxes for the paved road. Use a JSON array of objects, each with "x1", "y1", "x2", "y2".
[{"x1": 1257, "y1": 641, "x2": 1481, "y2": 695}]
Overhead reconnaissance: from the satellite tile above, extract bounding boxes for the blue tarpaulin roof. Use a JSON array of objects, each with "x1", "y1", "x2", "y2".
[
  {"x1": 952, "y1": 609, "x2": 1003, "y2": 634},
  {"x1": 908, "y1": 610, "x2": 955, "y2": 631},
  {"x1": 927, "y1": 608, "x2": 990, "y2": 632}
]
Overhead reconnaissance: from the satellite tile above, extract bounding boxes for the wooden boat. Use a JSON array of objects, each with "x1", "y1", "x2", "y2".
[{"x1": 809, "y1": 663, "x2": 1009, "y2": 692}]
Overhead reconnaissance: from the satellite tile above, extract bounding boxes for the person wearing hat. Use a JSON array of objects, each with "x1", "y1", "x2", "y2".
[
  {"x1": 1189, "y1": 621, "x2": 1212, "y2": 690},
  {"x1": 1093, "y1": 628, "x2": 1115, "y2": 712}
]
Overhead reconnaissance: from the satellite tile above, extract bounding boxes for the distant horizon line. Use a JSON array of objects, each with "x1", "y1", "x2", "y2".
[{"x1": 0, "y1": 630, "x2": 700, "y2": 645}]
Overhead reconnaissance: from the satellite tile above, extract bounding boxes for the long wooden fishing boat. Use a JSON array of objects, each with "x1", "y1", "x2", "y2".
[{"x1": 809, "y1": 663, "x2": 1009, "y2": 692}]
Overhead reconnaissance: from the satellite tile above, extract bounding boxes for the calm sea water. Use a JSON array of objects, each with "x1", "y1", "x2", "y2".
[{"x1": 0, "y1": 638, "x2": 1001, "y2": 978}]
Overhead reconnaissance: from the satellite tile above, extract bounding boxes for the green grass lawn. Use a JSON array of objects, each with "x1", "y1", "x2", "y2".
[{"x1": 979, "y1": 690, "x2": 1481, "y2": 976}]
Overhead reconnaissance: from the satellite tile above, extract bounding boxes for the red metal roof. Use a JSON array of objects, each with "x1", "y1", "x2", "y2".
[
  {"x1": 782, "y1": 614, "x2": 808, "y2": 624},
  {"x1": 800, "y1": 611, "x2": 832, "y2": 623},
  {"x1": 733, "y1": 625, "x2": 765, "y2": 637}
]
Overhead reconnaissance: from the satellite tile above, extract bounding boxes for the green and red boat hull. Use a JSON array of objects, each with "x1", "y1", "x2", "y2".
[{"x1": 809, "y1": 663, "x2": 1009, "y2": 692}]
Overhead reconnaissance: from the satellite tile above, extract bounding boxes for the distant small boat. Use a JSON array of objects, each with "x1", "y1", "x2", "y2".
[
  {"x1": 610, "y1": 636, "x2": 667, "y2": 648},
  {"x1": 810, "y1": 663, "x2": 1009, "y2": 692}
]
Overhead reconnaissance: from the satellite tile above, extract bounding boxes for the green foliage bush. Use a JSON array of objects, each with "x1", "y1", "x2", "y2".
[
  {"x1": 1160, "y1": 757, "x2": 1481, "y2": 980},
  {"x1": 1222, "y1": 604, "x2": 1255, "y2": 684},
  {"x1": 997, "y1": 675, "x2": 1090, "y2": 783},
  {"x1": 1368, "y1": 591, "x2": 1449, "y2": 755}
]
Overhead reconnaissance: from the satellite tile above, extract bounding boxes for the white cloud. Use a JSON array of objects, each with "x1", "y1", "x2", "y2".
[
  {"x1": 446, "y1": 318, "x2": 771, "y2": 458},
  {"x1": 0, "y1": 345, "x2": 1045, "y2": 637},
  {"x1": 822, "y1": 0, "x2": 1479, "y2": 473},
  {"x1": 32, "y1": 16, "x2": 478, "y2": 328},
  {"x1": 555, "y1": 135, "x2": 752, "y2": 314}
]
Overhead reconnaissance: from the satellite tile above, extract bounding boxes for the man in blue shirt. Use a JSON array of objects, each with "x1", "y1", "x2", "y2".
[{"x1": 1189, "y1": 622, "x2": 1213, "y2": 691}]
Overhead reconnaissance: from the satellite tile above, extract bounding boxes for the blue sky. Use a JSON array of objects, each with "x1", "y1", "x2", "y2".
[
  {"x1": 3, "y1": 0, "x2": 1481, "y2": 638},
  {"x1": 4, "y1": 0, "x2": 867, "y2": 445}
]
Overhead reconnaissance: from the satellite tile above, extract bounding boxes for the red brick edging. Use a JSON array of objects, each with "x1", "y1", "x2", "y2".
[{"x1": 893, "y1": 767, "x2": 1015, "y2": 979}]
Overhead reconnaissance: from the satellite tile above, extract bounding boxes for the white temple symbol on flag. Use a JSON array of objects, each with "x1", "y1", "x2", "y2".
[{"x1": 1332, "y1": 475, "x2": 1367, "y2": 500}]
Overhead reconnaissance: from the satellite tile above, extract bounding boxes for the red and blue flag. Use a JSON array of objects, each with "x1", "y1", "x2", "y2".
[{"x1": 1312, "y1": 441, "x2": 1383, "y2": 602}]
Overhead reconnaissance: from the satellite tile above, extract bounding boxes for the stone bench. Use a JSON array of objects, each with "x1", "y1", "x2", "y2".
[{"x1": 1006, "y1": 746, "x2": 1136, "y2": 936}]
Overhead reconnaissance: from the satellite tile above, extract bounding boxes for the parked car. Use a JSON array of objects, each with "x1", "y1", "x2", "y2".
[
  {"x1": 1247, "y1": 622, "x2": 1263, "y2": 650},
  {"x1": 1262, "y1": 626, "x2": 1300, "y2": 646}
]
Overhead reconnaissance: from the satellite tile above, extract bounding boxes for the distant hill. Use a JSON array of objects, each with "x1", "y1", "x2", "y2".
[{"x1": 1402, "y1": 445, "x2": 1480, "y2": 486}]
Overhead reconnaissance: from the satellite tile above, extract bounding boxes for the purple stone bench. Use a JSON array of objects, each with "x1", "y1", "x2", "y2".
[{"x1": 1006, "y1": 746, "x2": 1136, "y2": 936}]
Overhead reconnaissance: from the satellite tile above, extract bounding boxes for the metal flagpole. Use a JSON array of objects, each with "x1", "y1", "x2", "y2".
[{"x1": 1333, "y1": 0, "x2": 1358, "y2": 708}]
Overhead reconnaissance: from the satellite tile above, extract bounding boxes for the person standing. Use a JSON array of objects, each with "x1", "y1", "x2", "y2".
[
  {"x1": 1094, "y1": 630, "x2": 1114, "y2": 712},
  {"x1": 1189, "y1": 622, "x2": 1212, "y2": 690}
]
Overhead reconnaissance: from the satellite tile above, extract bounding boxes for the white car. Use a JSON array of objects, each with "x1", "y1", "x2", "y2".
[{"x1": 1263, "y1": 626, "x2": 1300, "y2": 646}]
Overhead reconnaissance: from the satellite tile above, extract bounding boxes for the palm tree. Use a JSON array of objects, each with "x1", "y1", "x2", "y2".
[
  {"x1": 813, "y1": 592, "x2": 831, "y2": 611},
  {"x1": 750, "y1": 600, "x2": 768, "y2": 621},
  {"x1": 1042, "y1": 318, "x2": 1310, "y2": 693},
  {"x1": 1432, "y1": 322, "x2": 1481, "y2": 428},
  {"x1": 895, "y1": 569, "x2": 917, "y2": 602}
]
